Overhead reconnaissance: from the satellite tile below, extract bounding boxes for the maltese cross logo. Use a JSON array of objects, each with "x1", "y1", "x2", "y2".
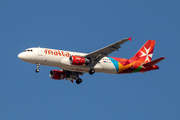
[{"x1": 140, "y1": 47, "x2": 153, "y2": 62}]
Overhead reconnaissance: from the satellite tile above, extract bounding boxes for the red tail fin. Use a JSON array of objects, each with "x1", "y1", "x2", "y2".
[{"x1": 130, "y1": 40, "x2": 155, "y2": 63}]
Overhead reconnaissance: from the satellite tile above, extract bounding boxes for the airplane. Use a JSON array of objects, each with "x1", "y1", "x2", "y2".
[{"x1": 18, "y1": 37, "x2": 165, "y2": 84}]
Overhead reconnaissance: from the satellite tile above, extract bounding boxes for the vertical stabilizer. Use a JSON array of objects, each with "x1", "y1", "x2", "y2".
[{"x1": 130, "y1": 40, "x2": 155, "y2": 63}]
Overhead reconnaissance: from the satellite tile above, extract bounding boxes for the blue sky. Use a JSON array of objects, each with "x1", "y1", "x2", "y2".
[{"x1": 0, "y1": 0, "x2": 179, "y2": 120}]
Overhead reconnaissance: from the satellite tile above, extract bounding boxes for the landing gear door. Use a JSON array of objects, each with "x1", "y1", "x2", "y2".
[{"x1": 38, "y1": 47, "x2": 43, "y2": 56}]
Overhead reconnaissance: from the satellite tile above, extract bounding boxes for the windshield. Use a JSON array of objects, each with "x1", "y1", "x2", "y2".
[{"x1": 24, "y1": 49, "x2": 33, "y2": 52}]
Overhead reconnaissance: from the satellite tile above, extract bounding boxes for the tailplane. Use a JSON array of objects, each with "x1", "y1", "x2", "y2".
[
  {"x1": 142, "y1": 57, "x2": 165, "y2": 67},
  {"x1": 130, "y1": 40, "x2": 155, "y2": 63}
]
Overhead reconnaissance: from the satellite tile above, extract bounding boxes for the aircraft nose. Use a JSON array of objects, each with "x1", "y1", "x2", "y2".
[{"x1": 18, "y1": 52, "x2": 25, "y2": 60}]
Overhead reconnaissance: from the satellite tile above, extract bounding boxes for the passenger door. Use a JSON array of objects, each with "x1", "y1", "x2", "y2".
[{"x1": 38, "y1": 48, "x2": 43, "y2": 56}]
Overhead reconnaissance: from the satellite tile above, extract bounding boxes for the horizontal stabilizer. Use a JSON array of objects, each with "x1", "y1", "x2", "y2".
[{"x1": 142, "y1": 57, "x2": 165, "y2": 67}]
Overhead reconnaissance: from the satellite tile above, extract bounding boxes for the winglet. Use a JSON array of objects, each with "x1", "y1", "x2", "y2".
[{"x1": 128, "y1": 37, "x2": 132, "y2": 41}]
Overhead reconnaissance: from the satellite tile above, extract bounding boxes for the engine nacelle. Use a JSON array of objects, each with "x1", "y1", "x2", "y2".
[
  {"x1": 69, "y1": 56, "x2": 90, "y2": 65},
  {"x1": 49, "y1": 70, "x2": 66, "y2": 80}
]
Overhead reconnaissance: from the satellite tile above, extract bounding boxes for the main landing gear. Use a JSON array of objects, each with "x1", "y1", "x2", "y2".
[
  {"x1": 89, "y1": 69, "x2": 95, "y2": 75},
  {"x1": 75, "y1": 69, "x2": 95, "y2": 84},
  {"x1": 35, "y1": 64, "x2": 40, "y2": 73},
  {"x1": 76, "y1": 78, "x2": 82, "y2": 84}
]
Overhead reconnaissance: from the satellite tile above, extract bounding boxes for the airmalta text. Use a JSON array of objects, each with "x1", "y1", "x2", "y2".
[{"x1": 45, "y1": 49, "x2": 70, "y2": 57}]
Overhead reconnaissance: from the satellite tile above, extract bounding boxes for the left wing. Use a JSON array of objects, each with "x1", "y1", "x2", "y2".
[{"x1": 86, "y1": 37, "x2": 132, "y2": 67}]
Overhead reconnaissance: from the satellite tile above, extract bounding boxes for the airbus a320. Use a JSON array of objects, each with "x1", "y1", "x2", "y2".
[{"x1": 18, "y1": 37, "x2": 165, "y2": 84}]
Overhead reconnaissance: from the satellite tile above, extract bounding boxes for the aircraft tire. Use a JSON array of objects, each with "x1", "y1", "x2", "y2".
[
  {"x1": 76, "y1": 78, "x2": 82, "y2": 84},
  {"x1": 35, "y1": 69, "x2": 40, "y2": 73},
  {"x1": 89, "y1": 69, "x2": 95, "y2": 75}
]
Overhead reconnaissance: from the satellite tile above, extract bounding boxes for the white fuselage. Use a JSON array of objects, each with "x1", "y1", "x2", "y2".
[{"x1": 18, "y1": 47, "x2": 117, "y2": 74}]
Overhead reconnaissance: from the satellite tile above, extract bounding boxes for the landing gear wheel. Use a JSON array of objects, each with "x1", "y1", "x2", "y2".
[
  {"x1": 76, "y1": 78, "x2": 82, "y2": 84},
  {"x1": 89, "y1": 69, "x2": 95, "y2": 75},
  {"x1": 35, "y1": 69, "x2": 40, "y2": 73},
  {"x1": 35, "y1": 64, "x2": 40, "y2": 73}
]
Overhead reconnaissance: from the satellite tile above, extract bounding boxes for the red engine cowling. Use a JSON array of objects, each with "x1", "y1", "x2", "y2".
[
  {"x1": 69, "y1": 56, "x2": 89, "y2": 65},
  {"x1": 49, "y1": 70, "x2": 66, "y2": 80}
]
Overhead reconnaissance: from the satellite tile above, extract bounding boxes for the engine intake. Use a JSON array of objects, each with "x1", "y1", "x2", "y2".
[
  {"x1": 69, "y1": 56, "x2": 90, "y2": 65},
  {"x1": 49, "y1": 70, "x2": 66, "y2": 80}
]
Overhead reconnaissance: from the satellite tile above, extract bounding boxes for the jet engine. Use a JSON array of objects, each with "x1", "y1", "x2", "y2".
[
  {"x1": 69, "y1": 56, "x2": 90, "y2": 65},
  {"x1": 49, "y1": 70, "x2": 66, "y2": 80}
]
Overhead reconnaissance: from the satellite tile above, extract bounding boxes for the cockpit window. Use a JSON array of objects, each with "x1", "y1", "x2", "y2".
[{"x1": 24, "y1": 49, "x2": 33, "y2": 52}]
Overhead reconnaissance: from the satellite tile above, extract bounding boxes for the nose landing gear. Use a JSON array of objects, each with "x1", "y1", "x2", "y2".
[{"x1": 35, "y1": 64, "x2": 40, "y2": 73}]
